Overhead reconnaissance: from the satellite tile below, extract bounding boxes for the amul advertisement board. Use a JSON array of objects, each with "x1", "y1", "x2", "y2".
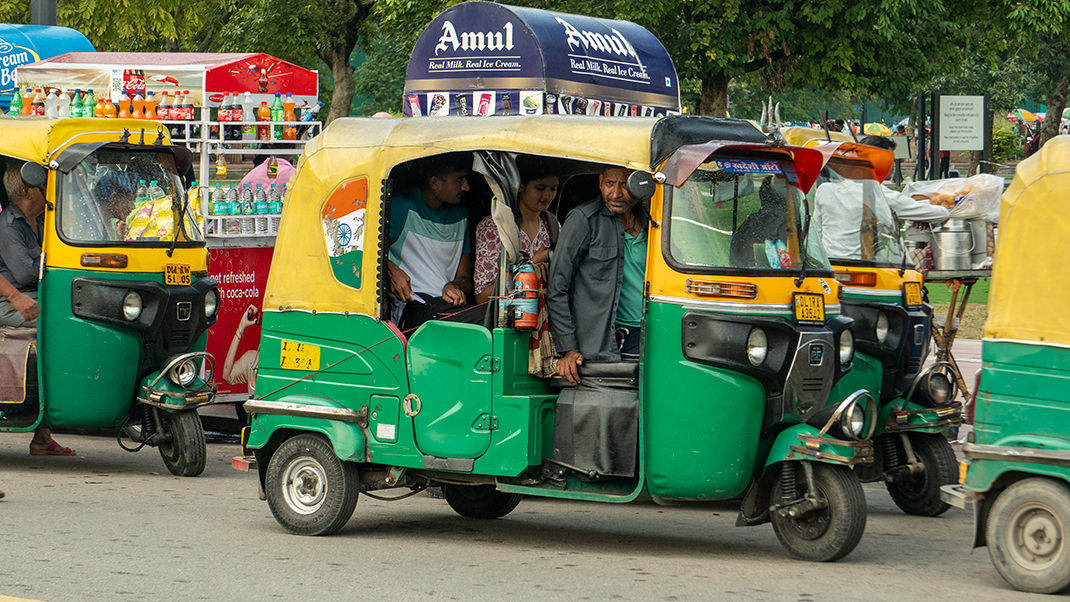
[{"x1": 403, "y1": 1, "x2": 680, "y2": 117}]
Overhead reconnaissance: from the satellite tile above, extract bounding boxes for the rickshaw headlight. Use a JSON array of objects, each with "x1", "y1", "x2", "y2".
[
  {"x1": 925, "y1": 372, "x2": 952, "y2": 406},
  {"x1": 204, "y1": 289, "x2": 218, "y2": 318},
  {"x1": 169, "y1": 358, "x2": 198, "y2": 387},
  {"x1": 838, "y1": 329, "x2": 854, "y2": 365},
  {"x1": 122, "y1": 291, "x2": 143, "y2": 321},
  {"x1": 840, "y1": 401, "x2": 866, "y2": 439},
  {"x1": 746, "y1": 327, "x2": 768, "y2": 366},
  {"x1": 875, "y1": 312, "x2": 889, "y2": 344}
]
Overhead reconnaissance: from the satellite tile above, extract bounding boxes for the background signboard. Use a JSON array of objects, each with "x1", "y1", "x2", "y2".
[
  {"x1": 939, "y1": 95, "x2": 985, "y2": 151},
  {"x1": 0, "y1": 24, "x2": 94, "y2": 112}
]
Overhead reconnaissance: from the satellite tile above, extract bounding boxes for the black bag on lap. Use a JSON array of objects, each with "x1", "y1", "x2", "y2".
[{"x1": 551, "y1": 361, "x2": 639, "y2": 478}]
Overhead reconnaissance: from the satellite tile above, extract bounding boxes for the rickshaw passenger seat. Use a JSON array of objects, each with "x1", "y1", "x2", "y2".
[{"x1": 550, "y1": 360, "x2": 639, "y2": 478}]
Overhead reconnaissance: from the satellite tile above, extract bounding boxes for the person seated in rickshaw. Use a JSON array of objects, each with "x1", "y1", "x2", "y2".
[
  {"x1": 93, "y1": 170, "x2": 138, "y2": 240},
  {"x1": 547, "y1": 166, "x2": 648, "y2": 385},
  {"x1": 812, "y1": 135, "x2": 949, "y2": 261},
  {"x1": 0, "y1": 162, "x2": 75, "y2": 457},
  {"x1": 729, "y1": 178, "x2": 791, "y2": 268},
  {"x1": 386, "y1": 152, "x2": 480, "y2": 332}
]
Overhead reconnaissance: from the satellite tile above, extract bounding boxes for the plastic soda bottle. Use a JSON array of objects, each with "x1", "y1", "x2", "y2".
[
  {"x1": 103, "y1": 100, "x2": 117, "y2": 118},
  {"x1": 69, "y1": 89, "x2": 83, "y2": 117},
  {"x1": 84, "y1": 89, "x2": 96, "y2": 116},
  {"x1": 215, "y1": 152, "x2": 227, "y2": 177},
  {"x1": 131, "y1": 91, "x2": 145, "y2": 118},
  {"x1": 20, "y1": 88, "x2": 34, "y2": 115},
  {"x1": 44, "y1": 88, "x2": 59, "y2": 118},
  {"x1": 270, "y1": 92, "x2": 284, "y2": 140},
  {"x1": 266, "y1": 155, "x2": 278, "y2": 179},
  {"x1": 157, "y1": 91, "x2": 171, "y2": 120},
  {"x1": 144, "y1": 91, "x2": 157, "y2": 120},
  {"x1": 256, "y1": 101, "x2": 271, "y2": 140},
  {"x1": 31, "y1": 89, "x2": 45, "y2": 116},
  {"x1": 117, "y1": 91, "x2": 132, "y2": 118},
  {"x1": 241, "y1": 92, "x2": 256, "y2": 141},
  {"x1": 8, "y1": 90, "x2": 22, "y2": 115},
  {"x1": 57, "y1": 90, "x2": 71, "y2": 118},
  {"x1": 282, "y1": 93, "x2": 297, "y2": 140},
  {"x1": 94, "y1": 98, "x2": 106, "y2": 118}
]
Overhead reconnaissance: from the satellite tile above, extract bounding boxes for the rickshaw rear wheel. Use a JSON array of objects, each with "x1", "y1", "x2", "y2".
[
  {"x1": 885, "y1": 433, "x2": 956, "y2": 516},
  {"x1": 770, "y1": 462, "x2": 866, "y2": 562},
  {"x1": 265, "y1": 434, "x2": 360, "y2": 536},
  {"x1": 986, "y1": 478, "x2": 1070, "y2": 594},
  {"x1": 157, "y1": 410, "x2": 206, "y2": 477},
  {"x1": 443, "y1": 484, "x2": 522, "y2": 519}
]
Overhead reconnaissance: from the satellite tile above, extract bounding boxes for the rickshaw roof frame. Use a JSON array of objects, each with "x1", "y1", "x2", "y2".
[{"x1": 0, "y1": 117, "x2": 172, "y2": 166}]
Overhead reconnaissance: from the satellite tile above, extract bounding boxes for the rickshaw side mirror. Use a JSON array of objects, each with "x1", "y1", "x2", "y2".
[
  {"x1": 20, "y1": 162, "x2": 48, "y2": 191},
  {"x1": 627, "y1": 170, "x2": 656, "y2": 203}
]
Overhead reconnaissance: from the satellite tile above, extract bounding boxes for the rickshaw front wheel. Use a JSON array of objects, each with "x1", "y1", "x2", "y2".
[
  {"x1": 443, "y1": 484, "x2": 522, "y2": 519},
  {"x1": 885, "y1": 432, "x2": 957, "y2": 517},
  {"x1": 265, "y1": 434, "x2": 360, "y2": 536},
  {"x1": 770, "y1": 462, "x2": 866, "y2": 562},
  {"x1": 157, "y1": 410, "x2": 207, "y2": 477},
  {"x1": 986, "y1": 478, "x2": 1070, "y2": 594}
]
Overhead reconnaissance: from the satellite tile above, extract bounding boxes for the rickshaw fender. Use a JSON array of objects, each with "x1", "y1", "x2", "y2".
[
  {"x1": 762, "y1": 423, "x2": 862, "y2": 469},
  {"x1": 876, "y1": 398, "x2": 952, "y2": 433},
  {"x1": 244, "y1": 397, "x2": 368, "y2": 463}
]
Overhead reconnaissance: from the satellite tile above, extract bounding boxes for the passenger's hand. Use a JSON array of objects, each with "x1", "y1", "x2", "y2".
[
  {"x1": 556, "y1": 349, "x2": 584, "y2": 385},
  {"x1": 530, "y1": 247, "x2": 550, "y2": 264},
  {"x1": 387, "y1": 262, "x2": 414, "y2": 302},
  {"x1": 442, "y1": 282, "x2": 466, "y2": 305},
  {"x1": 10, "y1": 291, "x2": 38, "y2": 322}
]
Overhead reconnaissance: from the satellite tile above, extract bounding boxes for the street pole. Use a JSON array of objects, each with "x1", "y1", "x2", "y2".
[
  {"x1": 982, "y1": 93, "x2": 992, "y2": 175},
  {"x1": 930, "y1": 91, "x2": 940, "y2": 180},
  {"x1": 916, "y1": 92, "x2": 927, "y2": 181},
  {"x1": 30, "y1": 0, "x2": 57, "y2": 26}
]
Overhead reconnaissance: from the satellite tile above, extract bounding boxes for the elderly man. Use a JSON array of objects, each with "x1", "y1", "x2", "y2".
[
  {"x1": 1, "y1": 161, "x2": 75, "y2": 457},
  {"x1": 547, "y1": 166, "x2": 647, "y2": 384}
]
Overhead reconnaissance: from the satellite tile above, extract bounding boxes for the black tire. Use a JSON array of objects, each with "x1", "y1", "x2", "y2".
[
  {"x1": 157, "y1": 410, "x2": 206, "y2": 477},
  {"x1": 885, "y1": 433, "x2": 957, "y2": 516},
  {"x1": 443, "y1": 484, "x2": 522, "y2": 519},
  {"x1": 986, "y1": 478, "x2": 1070, "y2": 594},
  {"x1": 265, "y1": 434, "x2": 360, "y2": 535},
  {"x1": 770, "y1": 462, "x2": 867, "y2": 562}
]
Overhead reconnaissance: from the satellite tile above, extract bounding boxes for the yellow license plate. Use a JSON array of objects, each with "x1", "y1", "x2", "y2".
[
  {"x1": 793, "y1": 293, "x2": 825, "y2": 323},
  {"x1": 165, "y1": 263, "x2": 191, "y2": 286},
  {"x1": 903, "y1": 281, "x2": 923, "y2": 307},
  {"x1": 280, "y1": 340, "x2": 321, "y2": 371}
]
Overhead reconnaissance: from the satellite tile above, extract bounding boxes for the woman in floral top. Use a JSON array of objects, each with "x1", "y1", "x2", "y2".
[{"x1": 474, "y1": 159, "x2": 560, "y2": 304}]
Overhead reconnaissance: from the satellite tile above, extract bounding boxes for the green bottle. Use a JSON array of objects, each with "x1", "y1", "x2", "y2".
[
  {"x1": 83, "y1": 89, "x2": 96, "y2": 118},
  {"x1": 271, "y1": 92, "x2": 284, "y2": 140},
  {"x1": 8, "y1": 90, "x2": 22, "y2": 115},
  {"x1": 70, "y1": 89, "x2": 84, "y2": 118}
]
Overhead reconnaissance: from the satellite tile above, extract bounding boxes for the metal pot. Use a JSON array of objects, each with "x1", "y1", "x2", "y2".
[{"x1": 932, "y1": 219, "x2": 973, "y2": 270}]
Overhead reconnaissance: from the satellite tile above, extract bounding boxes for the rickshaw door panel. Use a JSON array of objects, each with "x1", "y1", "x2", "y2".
[{"x1": 406, "y1": 321, "x2": 493, "y2": 460}]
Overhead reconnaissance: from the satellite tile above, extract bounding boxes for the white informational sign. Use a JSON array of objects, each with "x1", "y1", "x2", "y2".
[
  {"x1": 939, "y1": 95, "x2": 985, "y2": 151},
  {"x1": 889, "y1": 135, "x2": 912, "y2": 159}
]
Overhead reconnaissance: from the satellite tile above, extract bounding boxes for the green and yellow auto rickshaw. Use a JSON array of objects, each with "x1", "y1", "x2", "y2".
[
  {"x1": 782, "y1": 127, "x2": 960, "y2": 516},
  {"x1": 0, "y1": 117, "x2": 219, "y2": 476},
  {"x1": 941, "y1": 135, "x2": 1070, "y2": 593},
  {"x1": 242, "y1": 114, "x2": 877, "y2": 560}
]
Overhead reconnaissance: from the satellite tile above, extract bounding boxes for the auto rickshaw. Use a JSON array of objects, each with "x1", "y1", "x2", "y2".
[
  {"x1": 242, "y1": 114, "x2": 877, "y2": 561},
  {"x1": 941, "y1": 135, "x2": 1070, "y2": 593},
  {"x1": 0, "y1": 117, "x2": 219, "y2": 476},
  {"x1": 781, "y1": 127, "x2": 960, "y2": 516}
]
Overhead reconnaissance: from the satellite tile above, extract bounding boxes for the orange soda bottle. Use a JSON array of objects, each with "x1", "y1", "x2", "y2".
[
  {"x1": 256, "y1": 101, "x2": 271, "y2": 140},
  {"x1": 117, "y1": 91, "x2": 131, "y2": 118},
  {"x1": 282, "y1": 93, "x2": 297, "y2": 140},
  {"x1": 93, "y1": 98, "x2": 105, "y2": 118},
  {"x1": 20, "y1": 87, "x2": 33, "y2": 115},
  {"x1": 144, "y1": 91, "x2": 157, "y2": 120},
  {"x1": 103, "y1": 100, "x2": 117, "y2": 118},
  {"x1": 131, "y1": 91, "x2": 145, "y2": 119}
]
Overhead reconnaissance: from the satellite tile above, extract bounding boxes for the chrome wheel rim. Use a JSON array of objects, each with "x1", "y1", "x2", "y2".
[{"x1": 282, "y1": 457, "x2": 328, "y2": 515}]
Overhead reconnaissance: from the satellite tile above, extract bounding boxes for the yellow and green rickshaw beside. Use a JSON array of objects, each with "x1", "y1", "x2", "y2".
[{"x1": 0, "y1": 117, "x2": 218, "y2": 476}]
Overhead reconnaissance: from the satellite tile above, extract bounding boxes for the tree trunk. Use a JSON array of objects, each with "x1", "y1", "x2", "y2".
[
  {"x1": 326, "y1": 47, "x2": 356, "y2": 125},
  {"x1": 1040, "y1": 74, "x2": 1068, "y2": 149},
  {"x1": 698, "y1": 73, "x2": 730, "y2": 117}
]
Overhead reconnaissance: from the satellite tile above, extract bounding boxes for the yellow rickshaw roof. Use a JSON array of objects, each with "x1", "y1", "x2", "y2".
[
  {"x1": 0, "y1": 117, "x2": 168, "y2": 164},
  {"x1": 984, "y1": 134, "x2": 1070, "y2": 346},
  {"x1": 780, "y1": 126, "x2": 853, "y2": 147}
]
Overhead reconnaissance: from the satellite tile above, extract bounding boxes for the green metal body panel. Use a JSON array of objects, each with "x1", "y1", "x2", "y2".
[
  {"x1": 407, "y1": 321, "x2": 493, "y2": 459},
  {"x1": 37, "y1": 269, "x2": 148, "y2": 429},
  {"x1": 252, "y1": 311, "x2": 417, "y2": 465},
  {"x1": 840, "y1": 290, "x2": 900, "y2": 304},
  {"x1": 964, "y1": 340, "x2": 1070, "y2": 493},
  {"x1": 763, "y1": 423, "x2": 862, "y2": 468},
  {"x1": 829, "y1": 351, "x2": 883, "y2": 406},
  {"x1": 642, "y1": 300, "x2": 765, "y2": 501}
]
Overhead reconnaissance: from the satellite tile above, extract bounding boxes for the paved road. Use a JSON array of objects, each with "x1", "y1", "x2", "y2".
[{"x1": 0, "y1": 431, "x2": 1036, "y2": 602}]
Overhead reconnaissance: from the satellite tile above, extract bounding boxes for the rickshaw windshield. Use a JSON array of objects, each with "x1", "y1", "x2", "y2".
[
  {"x1": 58, "y1": 149, "x2": 204, "y2": 245},
  {"x1": 811, "y1": 166, "x2": 905, "y2": 267},
  {"x1": 666, "y1": 156, "x2": 830, "y2": 272}
]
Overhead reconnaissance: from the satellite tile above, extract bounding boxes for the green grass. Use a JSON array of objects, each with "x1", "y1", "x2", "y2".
[{"x1": 925, "y1": 278, "x2": 989, "y2": 340}]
